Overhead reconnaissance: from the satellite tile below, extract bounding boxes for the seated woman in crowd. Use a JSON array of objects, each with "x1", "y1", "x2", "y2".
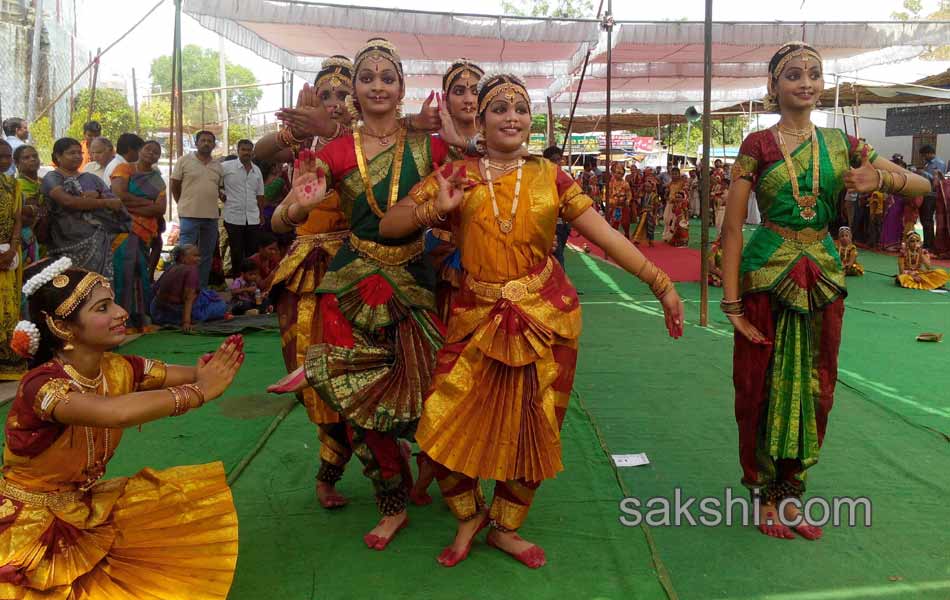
[
  {"x1": 3, "y1": 257, "x2": 243, "y2": 598},
  {"x1": 40, "y1": 138, "x2": 130, "y2": 280},
  {"x1": 150, "y1": 244, "x2": 229, "y2": 332},
  {"x1": 895, "y1": 231, "x2": 949, "y2": 290}
]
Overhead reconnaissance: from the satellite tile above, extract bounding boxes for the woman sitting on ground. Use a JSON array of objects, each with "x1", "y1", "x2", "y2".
[
  {"x1": 150, "y1": 244, "x2": 229, "y2": 332},
  {"x1": 2, "y1": 257, "x2": 243, "y2": 598}
]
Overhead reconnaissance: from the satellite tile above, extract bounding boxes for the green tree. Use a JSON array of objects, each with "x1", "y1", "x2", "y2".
[
  {"x1": 501, "y1": 0, "x2": 593, "y2": 18},
  {"x1": 150, "y1": 45, "x2": 262, "y2": 130},
  {"x1": 891, "y1": 0, "x2": 923, "y2": 20},
  {"x1": 893, "y1": 0, "x2": 950, "y2": 59},
  {"x1": 664, "y1": 115, "x2": 747, "y2": 158},
  {"x1": 67, "y1": 88, "x2": 136, "y2": 141}
]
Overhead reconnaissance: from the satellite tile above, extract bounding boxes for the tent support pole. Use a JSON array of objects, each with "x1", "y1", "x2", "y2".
[{"x1": 699, "y1": 0, "x2": 713, "y2": 327}]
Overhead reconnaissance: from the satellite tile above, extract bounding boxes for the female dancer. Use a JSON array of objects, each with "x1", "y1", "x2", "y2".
[
  {"x1": 836, "y1": 226, "x2": 863, "y2": 276},
  {"x1": 268, "y1": 38, "x2": 451, "y2": 549},
  {"x1": 2, "y1": 257, "x2": 242, "y2": 597},
  {"x1": 268, "y1": 56, "x2": 357, "y2": 510},
  {"x1": 606, "y1": 161, "x2": 633, "y2": 238},
  {"x1": 669, "y1": 189, "x2": 691, "y2": 247},
  {"x1": 632, "y1": 175, "x2": 660, "y2": 246},
  {"x1": 721, "y1": 42, "x2": 930, "y2": 540},
  {"x1": 379, "y1": 74, "x2": 684, "y2": 568},
  {"x1": 895, "y1": 231, "x2": 949, "y2": 290},
  {"x1": 427, "y1": 59, "x2": 485, "y2": 323}
]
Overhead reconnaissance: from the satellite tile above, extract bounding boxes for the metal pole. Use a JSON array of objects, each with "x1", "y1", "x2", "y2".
[
  {"x1": 604, "y1": 0, "x2": 613, "y2": 172},
  {"x1": 87, "y1": 48, "x2": 101, "y2": 123},
  {"x1": 26, "y1": 0, "x2": 43, "y2": 121},
  {"x1": 546, "y1": 96, "x2": 555, "y2": 147},
  {"x1": 833, "y1": 74, "x2": 840, "y2": 130},
  {"x1": 168, "y1": 0, "x2": 182, "y2": 223},
  {"x1": 289, "y1": 70, "x2": 296, "y2": 107},
  {"x1": 561, "y1": 0, "x2": 604, "y2": 151},
  {"x1": 132, "y1": 68, "x2": 140, "y2": 134},
  {"x1": 699, "y1": 0, "x2": 713, "y2": 327},
  {"x1": 219, "y1": 35, "x2": 229, "y2": 154}
]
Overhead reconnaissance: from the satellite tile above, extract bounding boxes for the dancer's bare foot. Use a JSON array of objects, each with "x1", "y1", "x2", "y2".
[
  {"x1": 437, "y1": 511, "x2": 489, "y2": 567},
  {"x1": 486, "y1": 529, "x2": 546, "y2": 568},
  {"x1": 757, "y1": 502, "x2": 794, "y2": 540},
  {"x1": 316, "y1": 481, "x2": 348, "y2": 509},
  {"x1": 363, "y1": 511, "x2": 409, "y2": 551},
  {"x1": 782, "y1": 501, "x2": 823, "y2": 540},
  {"x1": 411, "y1": 454, "x2": 435, "y2": 506}
]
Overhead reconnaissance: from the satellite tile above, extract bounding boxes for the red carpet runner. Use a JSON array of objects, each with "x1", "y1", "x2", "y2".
[{"x1": 566, "y1": 231, "x2": 702, "y2": 282}]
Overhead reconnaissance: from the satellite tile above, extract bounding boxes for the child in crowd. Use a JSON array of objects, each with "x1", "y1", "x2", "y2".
[{"x1": 229, "y1": 259, "x2": 271, "y2": 315}]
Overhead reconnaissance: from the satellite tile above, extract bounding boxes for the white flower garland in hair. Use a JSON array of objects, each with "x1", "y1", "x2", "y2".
[
  {"x1": 12, "y1": 320, "x2": 41, "y2": 357},
  {"x1": 22, "y1": 256, "x2": 72, "y2": 298}
]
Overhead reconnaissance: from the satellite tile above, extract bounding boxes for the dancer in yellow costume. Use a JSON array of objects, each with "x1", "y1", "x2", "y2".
[
  {"x1": 0, "y1": 257, "x2": 243, "y2": 598},
  {"x1": 896, "y1": 231, "x2": 949, "y2": 290},
  {"x1": 269, "y1": 56, "x2": 355, "y2": 510},
  {"x1": 836, "y1": 226, "x2": 863, "y2": 276},
  {"x1": 380, "y1": 74, "x2": 684, "y2": 569}
]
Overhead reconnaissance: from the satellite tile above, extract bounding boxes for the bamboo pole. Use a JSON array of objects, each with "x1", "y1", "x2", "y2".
[
  {"x1": 604, "y1": 0, "x2": 613, "y2": 170},
  {"x1": 87, "y1": 49, "x2": 101, "y2": 123}
]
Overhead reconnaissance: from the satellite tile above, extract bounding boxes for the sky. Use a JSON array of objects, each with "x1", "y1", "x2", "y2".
[{"x1": 79, "y1": 0, "x2": 948, "y2": 122}]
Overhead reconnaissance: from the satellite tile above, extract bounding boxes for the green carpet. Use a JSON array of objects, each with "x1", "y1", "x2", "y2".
[
  {"x1": 1, "y1": 225, "x2": 946, "y2": 598},
  {"x1": 569, "y1": 244, "x2": 949, "y2": 600}
]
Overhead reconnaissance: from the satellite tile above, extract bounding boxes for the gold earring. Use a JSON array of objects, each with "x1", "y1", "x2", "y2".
[
  {"x1": 396, "y1": 100, "x2": 403, "y2": 119},
  {"x1": 45, "y1": 314, "x2": 75, "y2": 351}
]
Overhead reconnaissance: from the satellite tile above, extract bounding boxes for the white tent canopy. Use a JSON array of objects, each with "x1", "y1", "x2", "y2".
[
  {"x1": 183, "y1": 0, "x2": 600, "y2": 108},
  {"x1": 546, "y1": 20, "x2": 950, "y2": 113},
  {"x1": 182, "y1": 1, "x2": 950, "y2": 116}
]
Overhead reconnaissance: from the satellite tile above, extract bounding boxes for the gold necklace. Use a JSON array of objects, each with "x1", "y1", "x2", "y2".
[
  {"x1": 62, "y1": 363, "x2": 103, "y2": 390},
  {"x1": 360, "y1": 123, "x2": 402, "y2": 146},
  {"x1": 487, "y1": 159, "x2": 521, "y2": 175},
  {"x1": 353, "y1": 126, "x2": 407, "y2": 219},
  {"x1": 777, "y1": 123, "x2": 811, "y2": 138},
  {"x1": 482, "y1": 157, "x2": 524, "y2": 234},
  {"x1": 775, "y1": 125, "x2": 820, "y2": 221}
]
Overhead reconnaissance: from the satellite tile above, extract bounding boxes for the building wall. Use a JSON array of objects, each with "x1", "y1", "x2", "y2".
[{"x1": 839, "y1": 102, "x2": 950, "y2": 165}]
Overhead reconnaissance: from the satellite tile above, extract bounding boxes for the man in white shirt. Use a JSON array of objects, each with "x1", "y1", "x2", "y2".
[
  {"x1": 221, "y1": 139, "x2": 265, "y2": 277},
  {"x1": 2, "y1": 118, "x2": 28, "y2": 176},
  {"x1": 82, "y1": 137, "x2": 115, "y2": 183}
]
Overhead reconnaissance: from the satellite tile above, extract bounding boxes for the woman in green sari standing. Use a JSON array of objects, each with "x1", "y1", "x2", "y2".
[
  {"x1": 721, "y1": 42, "x2": 930, "y2": 541},
  {"x1": 268, "y1": 38, "x2": 452, "y2": 550}
]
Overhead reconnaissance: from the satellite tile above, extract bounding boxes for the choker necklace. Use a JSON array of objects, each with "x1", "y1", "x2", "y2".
[
  {"x1": 360, "y1": 123, "x2": 402, "y2": 146},
  {"x1": 482, "y1": 157, "x2": 524, "y2": 234},
  {"x1": 777, "y1": 124, "x2": 812, "y2": 138},
  {"x1": 62, "y1": 363, "x2": 103, "y2": 390},
  {"x1": 486, "y1": 159, "x2": 522, "y2": 176}
]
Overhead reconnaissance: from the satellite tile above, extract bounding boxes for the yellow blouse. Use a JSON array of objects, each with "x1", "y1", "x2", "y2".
[{"x1": 411, "y1": 157, "x2": 592, "y2": 283}]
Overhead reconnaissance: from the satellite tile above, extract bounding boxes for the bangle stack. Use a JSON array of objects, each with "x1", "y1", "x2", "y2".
[
  {"x1": 278, "y1": 203, "x2": 307, "y2": 228},
  {"x1": 277, "y1": 127, "x2": 306, "y2": 152},
  {"x1": 876, "y1": 169, "x2": 908, "y2": 195},
  {"x1": 169, "y1": 383, "x2": 206, "y2": 417},
  {"x1": 412, "y1": 200, "x2": 447, "y2": 230},
  {"x1": 633, "y1": 260, "x2": 674, "y2": 300},
  {"x1": 720, "y1": 298, "x2": 744, "y2": 317}
]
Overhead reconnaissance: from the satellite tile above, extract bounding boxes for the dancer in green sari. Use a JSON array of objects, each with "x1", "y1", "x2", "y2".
[
  {"x1": 720, "y1": 42, "x2": 930, "y2": 540},
  {"x1": 268, "y1": 38, "x2": 451, "y2": 550}
]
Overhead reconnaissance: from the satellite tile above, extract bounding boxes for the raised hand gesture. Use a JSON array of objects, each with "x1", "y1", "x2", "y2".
[
  {"x1": 433, "y1": 162, "x2": 467, "y2": 215},
  {"x1": 409, "y1": 92, "x2": 442, "y2": 133},
  {"x1": 843, "y1": 147, "x2": 879, "y2": 194}
]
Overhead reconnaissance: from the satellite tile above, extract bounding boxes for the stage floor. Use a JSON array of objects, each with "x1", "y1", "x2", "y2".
[{"x1": 9, "y1": 227, "x2": 946, "y2": 599}]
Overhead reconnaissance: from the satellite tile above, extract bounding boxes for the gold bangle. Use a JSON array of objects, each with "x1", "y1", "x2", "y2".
[
  {"x1": 650, "y1": 270, "x2": 673, "y2": 299},
  {"x1": 185, "y1": 383, "x2": 206, "y2": 407}
]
